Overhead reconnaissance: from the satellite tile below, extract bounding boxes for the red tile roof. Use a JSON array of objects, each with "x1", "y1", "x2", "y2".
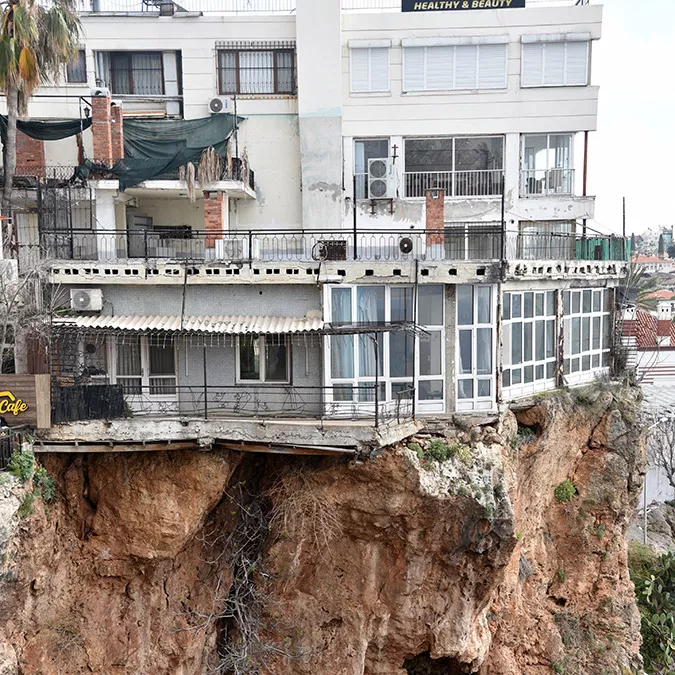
[
  {"x1": 632, "y1": 255, "x2": 674, "y2": 264},
  {"x1": 623, "y1": 310, "x2": 675, "y2": 348},
  {"x1": 646, "y1": 290, "x2": 675, "y2": 301}
]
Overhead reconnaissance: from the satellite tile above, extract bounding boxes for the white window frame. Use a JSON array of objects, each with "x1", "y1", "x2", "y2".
[
  {"x1": 521, "y1": 40, "x2": 590, "y2": 88},
  {"x1": 350, "y1": 46, "x2": 390, "y2": 94},
  {"x1": 456, "y1": 284, "x2": 497, "y2": 413},
  {"x1": 402, "y1": 43, "x2": 507, "y2": 93},
  {"x1": 502, "y1": 290, "x2": 558, "y2": 401},
  {"x1": 563, "y1": 288, "x2": 611, "y2": 385},
  {"x1": 236, "y1": 335, "x2": 291, "y2": 385},
  {"x1": 108, "y1": 335, "x2": 177, "y2": 400},
  {"x1": 520, "y1": 133, "x2": 575, "y2": 197},
  {"x1": 323, "y1": 284, "x2": 446, "y2": 415}
]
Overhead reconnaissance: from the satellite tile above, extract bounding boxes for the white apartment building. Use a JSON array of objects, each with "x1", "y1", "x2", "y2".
[{"x1": 2, "y1": 0, "x2": 629, "y2": 453}]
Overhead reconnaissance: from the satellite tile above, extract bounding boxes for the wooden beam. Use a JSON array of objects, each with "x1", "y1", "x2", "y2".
[
  {"x1": 214, "y1": 440, "x2": 355, "y2": 456},
  {"x1": 36, "y1": 441, "x2": 201, "y2": 454}
]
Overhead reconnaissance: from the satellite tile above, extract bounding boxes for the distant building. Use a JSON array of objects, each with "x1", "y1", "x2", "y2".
[{"x1": 632, "y1": 255, "x2": 675, "y2": 273}]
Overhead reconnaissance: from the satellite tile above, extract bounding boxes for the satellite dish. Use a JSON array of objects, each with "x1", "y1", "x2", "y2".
[
  {"x1": 311, "y1": 241, "x2": 328, "y2": 261},
  {"x1": 399, "y1": 237, "x2": 414, "y2": 254}
]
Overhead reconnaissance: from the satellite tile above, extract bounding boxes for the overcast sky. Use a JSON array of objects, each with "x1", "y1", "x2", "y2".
[{"x1": 589, "y1": 0, "x2": 675, "y2": 236}]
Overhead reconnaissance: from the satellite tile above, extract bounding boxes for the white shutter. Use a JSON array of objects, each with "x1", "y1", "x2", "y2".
[
  {"x1": 564, "y1": 41, "x2": 589, "y2": 85},
  {"x1": 543, "y1": 42, "x2": 565, "y2": 86},
  {"x1": 350, "y1": 48, "x2": 370, "y2": 93},
  {"x1": 369, "y1": 47, "x2": 390, "y2": 92},
  {"x1": 522, "y1": 42, "x2": 543, "y2": 87},
  {"x1": 477, "y1": 43, "x2": 507, "y2": 89},
  {"x1": 403, "y1": 47, "x2": 425, "y2": 92},
  {"x1": 426, "y1": 46, "x2": 453, "y2": 90},
  {"x1": 455, "y1": 45, "x2": 478, "y2": 90}
]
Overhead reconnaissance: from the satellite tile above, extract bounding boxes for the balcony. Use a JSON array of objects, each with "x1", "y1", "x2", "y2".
[
  {"x1": 520, "y1": 168, "x2": 575, "y2": 198},
  {"x1": 404, "y1": 170, "x2": 504, "y2": 199},
  {"x1": 25, "y1": 226, "x2": 628, "y2": 269}
]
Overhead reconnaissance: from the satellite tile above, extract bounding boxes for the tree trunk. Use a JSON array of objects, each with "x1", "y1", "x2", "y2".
[{"x1": 1, "y1": 86, "x2": 19, "y2": 259}]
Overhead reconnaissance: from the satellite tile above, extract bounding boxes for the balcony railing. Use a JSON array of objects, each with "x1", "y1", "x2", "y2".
[
  {"x1": 52, "y1": 383, "x2": 415, "y2": 428},
  {"x1": 23, "y1": 226, "x2": 628, "y2": 265},
  {"x1": 0, "y1": 426, "x2": 29, "y2": 471},
  {"x1": 520, "y1": 168, "x2": 575, "y2": 197},
  {"x1": 404, "y1": 170, "x2": 504, "y2": 198}
]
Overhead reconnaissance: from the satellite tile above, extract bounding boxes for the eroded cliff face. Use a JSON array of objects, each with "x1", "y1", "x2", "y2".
[{"x1": 0, "y1": 388, "x2": 645, "y2": 675}]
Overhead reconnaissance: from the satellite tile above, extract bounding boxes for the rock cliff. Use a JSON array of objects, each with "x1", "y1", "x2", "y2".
[{"x1": 0, "y1": 387, "x2": 645, "y2": 674}]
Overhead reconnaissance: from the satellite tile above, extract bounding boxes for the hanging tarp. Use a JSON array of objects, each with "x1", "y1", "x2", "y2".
[
  {"x1": 0, "y1": 115, "x2": 92, "y2": 142},
  {"x1": 77, "y1": 113, "x2": 242, "y2": 191}
]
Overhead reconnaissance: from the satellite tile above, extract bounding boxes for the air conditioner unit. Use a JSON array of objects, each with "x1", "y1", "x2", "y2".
[
  {"x1": 70, "y1": 288, "x2": 103, "y2": 312},
  {"x1": 215, "y1": 237, "x2": 258, "y2": 262},
  {"x1": 367, "y1": 158, "x2": 396, "y2": 200},
  {"x1": 312, "y1": 240, "x2": 348, "y2": 262},
  {"x1": 90, "y1": 87, "x2": 110, "y2": 98},
  {"x1": 208, "y1": 96, "x2": 232, "y2": 115}
]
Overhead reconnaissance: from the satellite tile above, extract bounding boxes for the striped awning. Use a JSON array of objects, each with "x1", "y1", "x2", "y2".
[{"x1": 53, "y1": 314, "x2": 324, "y2": 335}]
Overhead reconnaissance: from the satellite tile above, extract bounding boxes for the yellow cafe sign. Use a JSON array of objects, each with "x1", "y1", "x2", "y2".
[{"x1": 0, "y1": 391, "x2": 29, "y2": 416}]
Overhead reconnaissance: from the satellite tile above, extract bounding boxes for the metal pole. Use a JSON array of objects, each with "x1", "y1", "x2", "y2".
[
  {"x1": 500, "y1": 174, "x2": 506, "y2": 279},
  {"x1": 353, "y1": 174, "x2": 358, "y2": 261},
  {"x1": 203, "y1": 343, "x2": 208, "y2": 420},
  {"x1": 623, "y1": 197, "x2": 626, "y2": 241},
  {"x1": 233, "y1": 93, "x2": 239, "y2": 162},
  {"x1": 374, "y1": 336, "x2": 379, "y2": 428},
  {"x1": 643, "y1": 473, "x2": 648, "y2": 545}
]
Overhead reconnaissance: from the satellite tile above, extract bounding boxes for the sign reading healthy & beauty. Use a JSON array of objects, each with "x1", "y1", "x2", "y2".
[{"x1": 402, "y1": 0, "x2": 525, "y2": 11}]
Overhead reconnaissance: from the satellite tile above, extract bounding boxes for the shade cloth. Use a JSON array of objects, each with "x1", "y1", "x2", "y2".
[{"x1": 0, "y1": 115, "x2": 92, "y2": 142}]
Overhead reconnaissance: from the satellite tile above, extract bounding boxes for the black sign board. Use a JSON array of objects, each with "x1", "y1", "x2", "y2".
[{"x1": 402, "y1": 0, "x2": 525, "y2": 11}]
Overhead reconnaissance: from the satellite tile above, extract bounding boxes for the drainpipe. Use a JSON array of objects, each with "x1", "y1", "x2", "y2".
[{"x1": 582, "y1": 131, "x2": 588, "y2": 237}]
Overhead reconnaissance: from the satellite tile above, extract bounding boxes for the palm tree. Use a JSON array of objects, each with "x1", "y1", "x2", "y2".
[{"x1": 0, "y1": 0, "x2": 80, "y2": 254}]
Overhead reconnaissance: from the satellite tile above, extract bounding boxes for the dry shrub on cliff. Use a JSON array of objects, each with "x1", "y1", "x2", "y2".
[{"x1": 266, "y1": 468, "x2": 343, "y2": 554}]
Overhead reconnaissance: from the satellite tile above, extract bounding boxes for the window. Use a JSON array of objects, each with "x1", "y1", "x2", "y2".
[
  {"x1": 404, "y1": 136, "x2": 504, "y2": 198},
  {"x1": 517, "y1": 221, "x2": 576, "y2": 260},
  {"x1": 238, "y1": 336, "x2": 289, "y2": 383},
  {"x1": 522, "y1": 40, "x2": 589, "y2": 87},
  {"x1": 502, "y1": 291, "x2": 557, "y2": 398},
  {"x1": 457, "y1": 285, "x2": 495, "y2": 411},
  {"x1": 350, "y1": 47, "x2": 389, "y2": 93},
  {"x1": 327, "y1": 285, "x2": 445, "y2": 410},
  {"x1": 563, "y1": 288, "x2": 611, "y2": 383},
  {"x1": 218, "y1": 49, "x2": 296, "y2": 95},
  {"x1": 444, "y1": 223, "x2": 502, "y2": 261},
  {"x1": 521, "y1": 134, "x2": 574, "y2": 196},
  {"x1": 354, "y1": 138, "x2": 390, "y2": 199},
  {"x1": 403, "y1": 43, "x2": 507, "y2": 92},
  {"x1": 109, "y1": 52, "x2": 164, "y2": 95},
  {"x1": 114, "y1": 336, "x2": 176, "y2": 395},
  {"x1": 66, "y1": 50, "x2": 87, "y2": 84}
]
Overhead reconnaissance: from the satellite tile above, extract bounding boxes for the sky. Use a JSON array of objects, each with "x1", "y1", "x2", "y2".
[{"x1": 589, "y1": 0, "x2": 675, "y2": 236}]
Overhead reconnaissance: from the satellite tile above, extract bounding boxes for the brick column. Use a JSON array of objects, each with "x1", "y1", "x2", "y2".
[
  {"x1": 91, "y1": 94, "x2": 113, "y2": 166},
  {"x1": 16, "y1": 131, "x2": 45, "y2": 177},
  {"x1": 204, "y1": 192, "x2": 225, "y2": 250},
  {"x1": 426, "y1": 189, "x2": 445, "y2": 246},
  {"x1": 111, "y1": 103, "x2": 124, "y2": 163}
]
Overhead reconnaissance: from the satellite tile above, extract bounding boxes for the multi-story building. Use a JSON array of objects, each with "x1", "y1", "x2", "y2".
[{"x1": 2, "y1": 0, "x2": 628, "y2": 455}]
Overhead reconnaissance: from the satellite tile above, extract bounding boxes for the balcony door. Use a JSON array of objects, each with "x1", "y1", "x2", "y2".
[
  {"x1": 456, "y1": 285, "x2": 496, "y2": 412},
  {"x1": 521, "y1": 134, "x2": 574, "y2": 196}
]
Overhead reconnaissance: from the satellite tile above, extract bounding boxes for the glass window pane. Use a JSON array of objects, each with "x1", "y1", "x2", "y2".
[
  {"x1": 535, "y1": 320, "x2": 545, "y2": 361},
  {"x1": 476, "y1": 286, "x2": 491, "y2": 323},
  {"x1": 502, "y1": 369, "x2": 511, "y2": 388},
  {"x1": 419, "y1": 285, "x2": 443, "y2": 325},
  {"x1": 331, "y1": 335, "x2": 353, "y2": 379},
  {"x1": 457, "y1": 286, "x2": 473, "y2": 325},
  {"x1": 420, "y1": 331, "x2": 442, "y2": 376},
  {"x1": 563, "y1": 291, "x2": 570, "y2": 315},
  {"x1": 524, "y1": 292, "x2": 534, "y2": 318},
  {"x1": 546, "y1": 319, "x2": 556, "y2": 358},
  {"x1": 477, "y1": 327, "x2": 492, "y2": 375},
  {"x1": 523, "y1": 323, "x2": 533, "y2": 362},
  {"x1": 332, "y1": 287, "x2": 352, "y2": 323},
  {"x1": 547, "y1": 291, "x2": 556, "y2": 316},
  {"x1": 130, "y1": 52, "x2": 163, "y2": 95},
  {"x1": 457, "y1": 379, "x2": 473, "y2": 400},
  {"x1": 524, "y1": 365, "x2": 533, "y2": 383},
  {"x1": 240, "y1": 50, "x2": 274, "y2": 94},
  {"x1": 276, "y1": 50, "x2": 295, "y2": 93},
  {"x1": 110, "y1": 53, "x2": 132, "y2": 94},
  {"x1": 583, "y1": 289, "x2": 592, "y2": 313},
  {"x1": 535, "y1": 293, "x2": 544, "y2": 317},
  {"x1": 405, "y1": 138, "x2": 454, "y2": 173},
  {"x1": 333, "y1": 385, "x2": 353, "y2": 402},
  {"x1": 149, "y1": 341, "x2": 175, "y2": 375},
  {"x1": 265, "y1": 339, "x2": 288, "y2": 382},
  {"x1": 358, "y1": 334, "x2": 383, "y2": 377},
  {"x1": 454, "y1": 136, "x2": 503, "y2": 171},
  {"x1": 503, "y1": 292, "x2": 511, "y2": 320},
  {"x1": 390, "y1": 332, "x2": 414, "y2": 377},
  {"x1": 240, "y1": 336, "x2": 260, "y2": 380},
  {"x1": 547, "y1": 361, "x2": 556, "y2": 379},
  {"x1": 219, "y1": 51, "x2": 237, "y2": 93},
  {"x1": 572, "y1": 317, "x2": 581, "y2": 354},
  {"x1": 593, "y1": 290, "x2": 602, "y2": 312},
  {"x1": 512, "y1": 293, "x2": 522, "y2": 319},
  {"x1": 357, "y1": 286, "x2": 385, "y2": 323},
  {"x1": 511, "y1": 322, "x2": 522, "y2": 365},
  {"x1": 536, "y1": 364, "x2": 544, "y2": 380},
  {"x1": 477, "y1": 379, "x2": 491, "y2": 397},
  {"x1": 582, "y1": 316, "x2": 591, "y2": 351},
  {"x1": 511, "y1": 368, "x2": 522, "y2": 385},
  {"x1": 572, "y1": 291, "x2": 581, "y2": 314},
  {"x1": 391, "y1": 287, "x2": 414, "y2": 322},
  {"x1": 592, "y1": 316, "x2": 601, "y2": 350},
  {"x1": 502, "y1": 323, "x2": 512, "y2": 367},
  {"x1": 67, "y1": 50, "x2": 87, "y2": 83},
  {"x1": 420, "y1": 380, "x2": 444, "y2": 400},
  {"x1": 459, "y1": 330, "x2": 472, "y2": 374},
  {"x1": 603, "y1": 315, "x2": 611, "y2": 349}
]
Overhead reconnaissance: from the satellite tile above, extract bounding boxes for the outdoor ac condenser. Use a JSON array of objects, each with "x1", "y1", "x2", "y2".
[
  {"x1": 208, "y1": 97, "x2": 232, "y2": 114},
  {"x1": 367, "y1": 158, "x2": 396, "y2": 200},
  {"x1": 70, "y1": 288, "x2": 103, "y2": 312}
]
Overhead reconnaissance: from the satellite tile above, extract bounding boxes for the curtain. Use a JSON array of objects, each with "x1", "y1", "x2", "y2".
[
  {"x1": 357, "y1": 287, "x2": 384, "y2": 378},
  {"x1": 117, "y1": 338, "x2": 142, "y2": 394},
  {"x1": 240, "y1": 51, "x2": 274, "y2": 94},
  {"x1": 331, "y1": 288, "x2": 353, "y2": 379},
  {"x1": 219, "y1": 51, "x2": 237, "y2": 93},
  {"x1": 131, "y1": 53, "x2": 163, "y2": 96}
]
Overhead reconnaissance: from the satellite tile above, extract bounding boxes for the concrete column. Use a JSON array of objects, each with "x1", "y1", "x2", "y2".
[
  {"x1": 91, "y1": 94, "x2": 113, "y2": 166},
  {"x1": 296, "y1": 0, "x2": 343, "y2": 231},
  {"x1": 95, "y1": 188, "x2": 117, "y2": 261},
  {"x1": 111, "y1": 103, "x2": 124, "y2": 163}
]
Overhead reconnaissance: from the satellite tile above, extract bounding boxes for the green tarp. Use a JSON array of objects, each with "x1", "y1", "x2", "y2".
[
  {"x1": 0, "y1": 115, "x2": 91, "y2": 142},
  {"x1": 84, "y1": 113, "x2": 242, "y2": 190}
]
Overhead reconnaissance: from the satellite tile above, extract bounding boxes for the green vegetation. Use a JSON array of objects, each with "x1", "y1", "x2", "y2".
[
  {"x1": 8, "y1": 449, "x2": 35, "y2": 482},
  {"x1": 629, "y1": 548, "x2": 675, "y2": 673},
  {"x1": 554, "y1": 479, "x2": 577, "y2": 504},
  {"x1": 34, "y1": 466, "x2": 56, "y2": 503},
  {"x1": 17, "y1": 492, "x2": 36, "y2": 519},
  {"x1": 425, "y1": 439, "x2": 472, "y2": 465},
  {"x1": 557, "y1": 567, "x2": 567, "y2": 584}
]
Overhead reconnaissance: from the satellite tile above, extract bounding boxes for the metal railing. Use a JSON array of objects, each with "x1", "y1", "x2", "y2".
[
  {"x1": 404, "y1": 170, "x2": 504, "y2": 198},
  {"x1": 52, "y1": 383, "x2": 415, "y2": 427},
  {"x1": 0, "y1": 426, "x2": 29, "y2": 472},
  {"x1": 23, "y1": 226, "x2": 628, "y2": 264},
  {"x1": 520, "y1": 168, "x2": 575, "y2": 197}
]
